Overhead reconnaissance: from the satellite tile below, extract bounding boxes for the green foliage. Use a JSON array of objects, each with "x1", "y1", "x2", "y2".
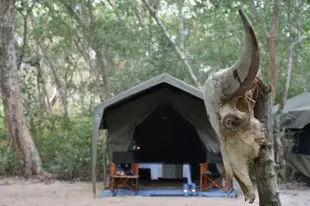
[
  {"x1": 35, "y1": 117, "x2": 91, "y2": 179},
  {"x1": 0, "y1": 123, "x2": 21, "y2": 175},
  {"x1": 0, "y1": 106, "x2": 18, "y2": 175},
  {"x1": 39, "y1": 114, "x2": 104, "y2": 180},
  {"x1": 0, "y1": 115, "x2": 104, "y2": 180}
]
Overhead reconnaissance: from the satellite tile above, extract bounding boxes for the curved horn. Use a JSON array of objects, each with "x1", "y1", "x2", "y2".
[
  {"x1": 221, "y1": 10, "x2": 260, "y2": 98},
  {"x1": 232, "y1": 10, "x2": 260, "y2": 97}
]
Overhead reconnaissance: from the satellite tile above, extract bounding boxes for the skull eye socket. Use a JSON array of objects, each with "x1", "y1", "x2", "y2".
[{"x1": 223, "y1": 115, "x2": 241, "y2": 131}]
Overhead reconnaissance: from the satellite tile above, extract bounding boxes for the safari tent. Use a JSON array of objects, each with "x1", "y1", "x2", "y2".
[
  {"x1": 272, "y1": 92, "x2": 310, "y2": 178},
  {"x1": 91, "y1": 73, "x2": 225, "y2": 196}
]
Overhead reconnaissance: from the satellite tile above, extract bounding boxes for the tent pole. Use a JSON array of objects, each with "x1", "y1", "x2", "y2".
[
  {"x1": 102, "y1": 130, "x2": 107, "y2": 188},
  {"x1": 92, "y1": 126, "x2": 99, "y2": 198}
]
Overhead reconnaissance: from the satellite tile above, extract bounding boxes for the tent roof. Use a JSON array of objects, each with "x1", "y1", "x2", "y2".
[
  {"x1": 272, "y1": 92, "x2": 310, "y2": 113},
  {"x1": 94, "y1": 73, "x2": 203, "y2": 123},
  {"x1": 272, "y1": 92, "x2": 310, "y2": 129},
  {"x1": 102, "y1": 73, "x2": 202, "y2": 108}
]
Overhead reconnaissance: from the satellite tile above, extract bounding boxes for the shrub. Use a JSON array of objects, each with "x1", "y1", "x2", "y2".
[
  {"x1": 0, "y1": 117, "x2": 21, "y2": 175},
  {"x1": 0, "y1": 114, "x2": 104, "y2": 180}
]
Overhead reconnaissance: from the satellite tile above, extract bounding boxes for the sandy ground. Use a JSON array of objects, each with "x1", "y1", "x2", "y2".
[{"x1": 0, "y1": 178, "x2": 309, "y2": 206}]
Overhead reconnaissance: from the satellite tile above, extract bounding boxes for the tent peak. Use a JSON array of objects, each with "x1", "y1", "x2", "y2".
[{"x1": 95, "y1": 73, "x2": 203, "y2": 111}]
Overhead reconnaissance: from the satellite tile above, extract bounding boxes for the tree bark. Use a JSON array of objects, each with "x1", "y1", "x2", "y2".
[
  {"x1": 266, "y1": 0, "x2": 280, "y2": 104},
  {"x1": 254, "y1": 83, "x2": 281, "y2": 206},
  {"x1": 177, "y1": 1, "x2": 185, "y2": 52},
  {"x1": 37, "y1": 62, "x2": 54, "y2": 117},
  {"x1": 251, "y1": 0, "x2": 285, "y2": 184},
  {"x1": 252, "y1": 0, "x2": 279, "y2": 104},
  {"x1": 16, "y1": 1, "x2": 37, "y2": 71},
  {"x1": 0, "y1": 0, "x2": 44, "y2": 177}
]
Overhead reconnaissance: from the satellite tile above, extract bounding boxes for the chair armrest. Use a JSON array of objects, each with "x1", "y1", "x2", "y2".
[
  {"x1": 110, "y1": 162, "x2": 116, "y2": 176},
  {"x1": 132, "y1": 163, "x2": 139, "y2": 175}
]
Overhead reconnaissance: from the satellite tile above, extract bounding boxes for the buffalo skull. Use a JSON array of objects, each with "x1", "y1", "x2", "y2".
[{"x1": 203, "y1": 10, "x2": 266, "y2": 203}]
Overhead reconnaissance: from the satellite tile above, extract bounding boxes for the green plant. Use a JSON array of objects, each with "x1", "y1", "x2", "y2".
[
  {"x1": 0, "y1": 114, "x2": 104, "y2": 180},
  {"x1": 34, "y1": 115, "x2": 104, "y2": 180}
]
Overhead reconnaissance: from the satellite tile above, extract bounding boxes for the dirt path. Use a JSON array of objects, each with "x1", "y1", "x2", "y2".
[{"x1": 0, "y1": 178, "x2": 309, "y2": 206}]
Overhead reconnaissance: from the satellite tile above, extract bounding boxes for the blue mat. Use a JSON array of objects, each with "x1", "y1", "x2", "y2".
[{"x1": 97, "y1": 187, "x2": 236, "y2": 198}]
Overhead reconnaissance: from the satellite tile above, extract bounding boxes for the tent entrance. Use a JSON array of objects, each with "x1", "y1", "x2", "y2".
[
  {"x1": 291, "y1": 124, "x2": 310, "y2": 155},
  {"x1": 133, "y1": 103, "x2": 206, "y2": 184}
]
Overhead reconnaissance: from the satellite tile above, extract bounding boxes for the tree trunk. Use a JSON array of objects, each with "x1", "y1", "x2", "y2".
[
  {"x1": 267, "y1": 36, "x2": 278, "y2": 104},
  {"x1": 37, "y1": 62, "x2": 54, "y2": 117},
  {"x1": 92, "y1": 44, "x2": 109, "y2": 101},
  {"x1": 251, "y1": 0, "x2": 285, "y2": 184},
  {"x1": 0, "y1": 0, "x2": 44, "y2": 177},
  {"x1": 251, "y1": 0, "x2": 279, "y2": 104},
  {"x1": 254, "y1": 83, "x2": 281, "y2": 206}
]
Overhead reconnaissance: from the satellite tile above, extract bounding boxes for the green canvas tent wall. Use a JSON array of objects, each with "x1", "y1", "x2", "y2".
[
  {"x1": 91, "y1": 73, "x2": 222, "y2": 196},
  {"x1": 272, "y1": 92, "x2": 310, "y2": 129},
  {"x1": 272, "y1": 92, "x2": 310, "y2": 179}
]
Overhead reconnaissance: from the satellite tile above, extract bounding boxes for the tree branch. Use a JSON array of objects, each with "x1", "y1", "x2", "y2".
[
  {"x1": 141, "y1": 0, "x2": 201, "y2": 88},
  {"x1": 37, "y1": 62, "x2": 54, "y2": 116},
  {"x1": 252, "y1": 0, "x2": 280, "y2": 104},
  {"x1": 292, "y1": 16, "x2": 306, "y2": 47},
  {"x1": 60, "y1": 0, "x2": 110, "y2": 100},
  {"x1": 251, "y1": 0, "x2": 269, "y2": 39},
  {"x1": 129, "y1": 0, "x2": 145, "y2": 28},
  {"x1": 270, "y1": 0, "x2": 280, "y2": 38},
  {"x1": 177, "y1": 1, "x2": 185, "y2": 52},
  {"x1": 16, "y1": 0, "x2": 37, "y2": 70},
  {"x1": 278, "y1": 0, "x2": 306, "y2": 113},
  {"x1": 106, "y1": 0, "x2": 122, "y2": 21},
  {"x1": 29, "y1": 11, "x2": 68, "y2": 116},
  {"x1": 230, "y1": 30, "x2": 241, "y2": 47},
  {"x1": 292, "y1": 36, "x2": 306, "y2": 46}
]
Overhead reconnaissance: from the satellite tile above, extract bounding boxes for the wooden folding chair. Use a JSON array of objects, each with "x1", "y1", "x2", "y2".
[
  {"x1": 199, "y1": 152, "x2": 232, "y2": 192},
  {"x1": 110, "y1": 162, "x2": 139, "y2": 196},
  {"x1": 199, "y1": 163, "x2": 225, "y2": 191}
]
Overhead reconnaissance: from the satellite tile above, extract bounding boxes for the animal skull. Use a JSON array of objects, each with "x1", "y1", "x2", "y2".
[{"x1": 203, "y1": 10, "x2": 266, "y2": 203}]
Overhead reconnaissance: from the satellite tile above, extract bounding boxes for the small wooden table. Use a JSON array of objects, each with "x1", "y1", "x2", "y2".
[{"x1": 111, "y1": 175, "x2": 139, "y2": 196}]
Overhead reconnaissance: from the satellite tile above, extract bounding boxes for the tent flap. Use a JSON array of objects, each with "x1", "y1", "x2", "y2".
[{"x1": 286, "y1": 152, "x2": 310, "y2": 178}]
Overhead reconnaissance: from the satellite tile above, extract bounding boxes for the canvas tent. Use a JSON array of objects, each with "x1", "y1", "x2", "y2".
[
  {"x1": 91, "y1": 73, "x2": 222, "y2": 195},
  {"x1": 272, "y1": 92, "x2": 310, "y2": 178},
  {"x1": 272, "y1": 92, "x2": 310, "y2": 129}
]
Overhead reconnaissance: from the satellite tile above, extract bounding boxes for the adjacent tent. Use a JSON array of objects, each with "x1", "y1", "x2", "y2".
[
  {"x1": 272, "y1": 92, "x2": 310, "y2": 178},
  {"x1": 91, "y1": 73, "x2": 222, "y2": 195},
  {"x1": 272, "y1": 92, "x2": 310, "y2": 129}
]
